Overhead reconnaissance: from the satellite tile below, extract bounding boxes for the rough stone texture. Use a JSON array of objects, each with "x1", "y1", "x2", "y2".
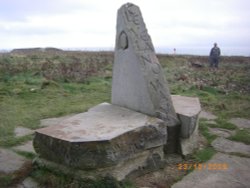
[
  {"x1": 14, "y1": 127, "x2": 34, "y2": 137},
  {"x1": 111, "y1": 3, "x2": 178, "y2": 127},
  {"x1": 179, "y1": 123, "x2": 200, "y2": 156},
  {"x1": 0, "y1": 148, "x2": 28, "y2": 174},
  {"x1": 208, "y1": 127, "x2": 235, "y2": 138},
  {"x1": 199, "y1": 111, "x2": 217, "y2": 120},
  {"x1": 229, "y1": 118, "x2": 250, "y2": 129},
  {"x1": 34, "y1": 103, "x2": 166, "y2": 171},
  {"x1": 171, "y1": 95, "x2": 201, "y2": 155},
  {"x1": 211, "y1": 137, "x2": 250, "y2": 156},
  {"x1": 165, "y1": 154, "x2": 183, "y2": 164},
  {"x1": 13, "y1": 141, "x2": 35, "y2": 153},
  {"x1": 34, "y1": 146, "x2": 164, "y2": 181},
  {"x1": 172, "y1": 153, "x2": 250, "y2": 188},
  {"x1": 171, "y1": 95, "x2": 201, "y2": 138}
]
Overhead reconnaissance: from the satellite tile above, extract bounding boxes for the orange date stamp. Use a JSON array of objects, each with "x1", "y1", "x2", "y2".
[{"x1": 177, "y1": 163, "x2": 228, "y2": 170}]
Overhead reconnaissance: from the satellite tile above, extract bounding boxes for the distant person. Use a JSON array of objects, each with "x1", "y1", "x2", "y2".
[{"x1": 209, "y1": 43, "x2": 221, "y2": 68}]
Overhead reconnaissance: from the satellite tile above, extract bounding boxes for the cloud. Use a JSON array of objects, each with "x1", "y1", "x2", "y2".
[
  {"x1": 0, "y1": 0, "x2": 250, "y2": 55},
  {"x1": 0, "y1": 0, "x2": 97, "y2": 21}
]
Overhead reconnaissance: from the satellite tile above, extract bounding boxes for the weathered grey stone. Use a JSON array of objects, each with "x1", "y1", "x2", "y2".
[
  {"x1": 171, "y1": 95, "x2": 201, "y2": 138},
  {"x1": 14, "y1": 127, "x2": 34, "y2": 137},
  {"x1": 34, "y1": 103, "x2": 166, "y2": 172},
  {"x1": 0, "y1": 148, "x2": 28, "y2": 174},
  {"x1": 229, "y1": 118, "x2": 250, "y2": 129},
  {"x1": 111, "y1": 3, "x2": 178, "y2": 127},
  {"x1": 165, "y1": 154, "x2": 183, "y2": 164},
  {"x1": 13, "y1": 141, "x2": 35, "y2": 153},
  {"x1": 211, "y1": 137, "x2": 250, "y2": 156},
  {"x1": 170, "y1": 95, "x2": 201, "y2": 155},
  {"x1": 179, "y1": 123, "x2": 200, "y2": 156},
  {"x1": 34, "y1": 146, "x2": 164, "y2": 181},
  {"x1": 208, "y1": 127, "x2": 235, "y2": 138},
  {"x1": 172, "y1": 153, "x2": 250, "y2": 188},
  {"x1": 199, "y1": 111, "x2": 217, "y2": 120}
]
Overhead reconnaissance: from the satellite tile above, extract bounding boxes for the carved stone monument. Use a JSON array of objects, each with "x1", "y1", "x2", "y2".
[
  {"x1": 112, "y1": 3, "x2": 179, "y2": 127},
  {"x1": 33, "y1": 3, "x2": 201, "y2": 182}
]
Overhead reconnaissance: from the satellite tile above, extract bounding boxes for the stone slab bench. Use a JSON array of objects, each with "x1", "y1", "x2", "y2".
[{"x1": 34, "y1": 103, "x2": 166, "y2": 180}]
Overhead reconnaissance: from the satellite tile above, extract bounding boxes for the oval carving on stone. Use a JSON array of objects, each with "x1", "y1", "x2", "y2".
[{"x1": 118, "y1": 31, "x2": 128, "y2": 50}]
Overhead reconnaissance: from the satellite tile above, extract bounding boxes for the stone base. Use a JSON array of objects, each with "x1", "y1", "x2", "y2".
[
  {"x1": 34, "y1": 146, "x2": 164, "y2": 181},
  {"x1": 171, "y1": 95, "x2": 201, "y2": 155},
  {"x1": 34, "y1": 103, "x2": 166, "y2": 180},
  {"x1": 179, "y1": 121, "x2": 199, "y2": 155}
]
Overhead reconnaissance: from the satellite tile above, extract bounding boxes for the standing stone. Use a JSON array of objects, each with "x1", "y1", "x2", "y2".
[{"x1": 112, "y1": 3, "x2": 178, "y2": 127}]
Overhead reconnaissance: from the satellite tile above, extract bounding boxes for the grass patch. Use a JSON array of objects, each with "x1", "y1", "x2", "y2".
[
  {"x1": 194, "y1": 147, "x2": 216, "y2": 162},
  {"x1": 212, "y1": 119, "x2": 237, "y2": 130},
  {"x1": 0, "y1": 175, "x2": 13, "y2": 187},
  {"x1": 1, "y1": 52, "x2": 250, "y2": 186},
  {"x1": 199, "y1": 120, "x2": 217, "y2": 144},
  {"x1": 14, "y1": 150, "x2": 37, "y2": 160},
  {"x1": 0, "y1": 74, "x2": 111, "y2": 147},
  {"x1": 0, "y1": 135, "x2": 33, "y2": 148},
  {"x1": 228, "y1": 129, "x2": 250, "y2": 145}
]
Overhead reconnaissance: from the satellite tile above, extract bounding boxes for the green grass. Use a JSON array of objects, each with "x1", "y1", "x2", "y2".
[
  {"x1": 0, "y1": 175, "x2": 13, "y2": 187},
  {"x1": 0, "y1": 135, "x2": 33, "y2": 148},
  {"x1": 161, "y1": 55, "x2": 250, "y2": 120},
  {"x1": 0, "y1": 52, "x2": 250, "y2": 187},
  {"x1": 228, "y1": 129, "x2": 250, "y2": 145},
  {"x1": 199, "y1": 120, "x2": 217, "y2": 144},
  {"x1": 193, "y1": 147, "x2": 216, "y2": 162},
  {"x1": 14, "y1": 150, "x2": 37, "y2": 160},
  {"x1": 207, "y1": 118, "x2": 237, "y2": 130},
  {"x1": 0, "y1": 74, "x2": 111, "y2": 147},
  {"x1": 189, "y1": 120, "x2": 217, "y2": 164}
]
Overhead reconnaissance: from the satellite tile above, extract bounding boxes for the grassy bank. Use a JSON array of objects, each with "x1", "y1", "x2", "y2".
[{"x1": 0, "y1": 50, "x2": 249, "y2": 187}]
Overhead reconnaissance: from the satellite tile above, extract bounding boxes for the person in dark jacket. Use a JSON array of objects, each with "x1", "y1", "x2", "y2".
[{"x1": 209, "y1": 43, "x2": 221, "y2": 68}]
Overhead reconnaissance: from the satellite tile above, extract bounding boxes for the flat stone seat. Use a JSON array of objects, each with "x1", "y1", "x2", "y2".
[
  {"x1": 36, "y1": 103, "x2": 161, "y2": 142},
  {"x1": 171, "y1": 95, "x2": 201, "y2": 138},
  {"x1": 34, "y1": 103, "x2": 166, "y2": 171},
  {"x1": 171, "y1": 95, "x2": 201, "y2": 155},
  {"x1": 172, "y1": 95, "x2": 201, "y2": 117}
]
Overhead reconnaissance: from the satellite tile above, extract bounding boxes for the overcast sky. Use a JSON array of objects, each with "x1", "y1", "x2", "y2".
[{"x1": 1, "y1": 0, "x2": 250, "y2": 55}]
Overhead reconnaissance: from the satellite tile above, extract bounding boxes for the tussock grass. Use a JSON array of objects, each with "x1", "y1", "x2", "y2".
[
  {"x1": 14, "y1": 150, "x2": 36, "y2": 160},
  {"x1": 0, "y1": 72, "x2": 111, "y2": 147},
  {"x1": 0, "y1": 135, "x2": 33, "y2": 148},
  {"x1": 194, "y1": 147, "x2": 216, "y2": 162},
  {"x1": 229, "y1": 129, "x2": 250, "y2": 145},
  {"x1": 199, "y1": 120, "x2": 217, "y2": 144},
  {"x1": 207, "y1": 118, "x2": 237, "y2": 130}
]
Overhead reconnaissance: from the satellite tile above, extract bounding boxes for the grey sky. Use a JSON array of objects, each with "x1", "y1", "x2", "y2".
[{"x1": 0, "y1": 0, "x2": 249, "y2": 55}]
